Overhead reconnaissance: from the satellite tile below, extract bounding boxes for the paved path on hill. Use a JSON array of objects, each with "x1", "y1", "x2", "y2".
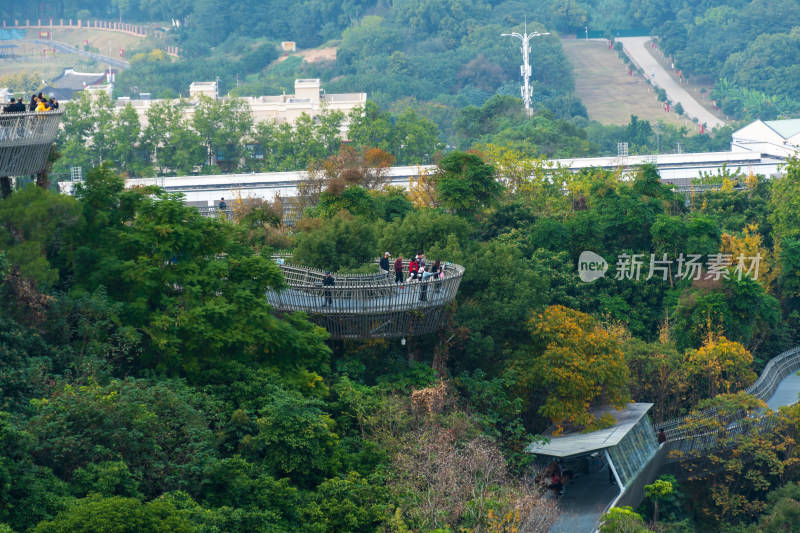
[
  {"x1": 616, "y1": 36, "x2": 725, "y2": 129},
  {"x1": 21, "y1": 39, "x2": 129, "y2": 69}
]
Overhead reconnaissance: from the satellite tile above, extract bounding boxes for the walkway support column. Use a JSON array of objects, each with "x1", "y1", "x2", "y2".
[{"x1": 604, "y1": 449, "x2": 624, "y2": 490}]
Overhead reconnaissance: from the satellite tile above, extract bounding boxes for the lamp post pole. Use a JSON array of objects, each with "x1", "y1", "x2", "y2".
[{"x1": 502, "y1": 22, "x2": 550, "y2": 117}]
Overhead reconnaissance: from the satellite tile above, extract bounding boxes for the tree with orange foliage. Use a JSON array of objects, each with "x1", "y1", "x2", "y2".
[
  {"x1": 307, "y1": 144, "x2": 395, "y2": 194},
  {"x1": 506, "y1": 305, "x2": 630, "y2": 434}
]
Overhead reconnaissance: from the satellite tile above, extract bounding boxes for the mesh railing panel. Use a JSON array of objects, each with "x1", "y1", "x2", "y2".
[
  {"x1": 267, "y1": 260, "x2": 464, "y2": 338},
  {"x1": 660, "y1": 346, "x2": 800, "y2": 465},
  {"x1": 0, "y1": 110, "x2": 63, "y2": 176}
]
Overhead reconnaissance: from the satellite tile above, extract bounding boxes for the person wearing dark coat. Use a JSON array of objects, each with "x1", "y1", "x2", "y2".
[
  {"x1": 394, "y1": 256, "x2": 404, "y2": 284},
  {"x1": 380, "y1": 252, "x2": 391, "y2": 275},
  {"x1": 322, "y1": 271, "x2": 334, "y2": 307},
  {"x1": 28, "y1": 95, "x2": 37, "y2": 111},
  {"x1": 2, "y1": 98, "x2": 16, "y2": 113}
]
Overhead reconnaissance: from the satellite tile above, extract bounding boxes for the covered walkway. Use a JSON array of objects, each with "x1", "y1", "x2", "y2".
[{"x1": 538, "y1": 346, "x2": 800, "y2": 532}]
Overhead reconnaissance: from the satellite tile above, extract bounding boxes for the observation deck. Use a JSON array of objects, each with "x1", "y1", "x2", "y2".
[
  {"x1": 0, "y1": 110, "x2": 64, "y2": 177},
  {"x1": 267, "y1": 260, "x2": 465, "y2": 339}
]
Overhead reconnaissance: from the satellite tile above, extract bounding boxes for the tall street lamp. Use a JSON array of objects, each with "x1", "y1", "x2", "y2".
[{"x1": 502, "y1": 22, "x2": 550, "y2": 117}]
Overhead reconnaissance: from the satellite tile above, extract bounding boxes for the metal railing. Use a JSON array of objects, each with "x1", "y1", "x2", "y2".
[
  {"x1": 196, "y1": 206, "x2": 235, "y2": 220},
  {"x1": 0, "y1": 110, "x2": 64, "y2": 176},
  {"x1": 659, "y1": 346, "x2": 800, "y2": 441},
  {"x1": 659, "y1": 346, "x2": 800, "y2": 464},
  {"x1": 267, "y1": 260, "x2": 465, "y2": 339}
]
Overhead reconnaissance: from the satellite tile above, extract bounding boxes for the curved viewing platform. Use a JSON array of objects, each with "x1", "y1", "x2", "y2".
[
  {"x1": 0, "y1": 110, "x2": 64, "y2": 176},
  {"x1": 267, "y1": 260, "x2": 465, "y2": 339}
]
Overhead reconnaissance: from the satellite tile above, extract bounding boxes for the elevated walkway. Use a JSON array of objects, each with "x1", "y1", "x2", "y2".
[
  {"x1": 267, "y1": 260, "x2": 464, "y2": 339},
  {"x1": 0, "y1": 110, "x2": 63, "y2": 177},
  {"x1": 535, "y1": 346, "x2": 800, "y2": 532}
]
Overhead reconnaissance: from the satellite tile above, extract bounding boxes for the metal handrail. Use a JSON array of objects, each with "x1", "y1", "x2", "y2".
[
  {"x1": 0, "y1": 110, "x2": 64, "y2": 176},
  {"x1": 660, "y1": 346, "x2": 800, "y2": 441},
  {"x1": 266, "y1": 259, "x2": 465, "y2": 338},
  {"x1": 661, "y1": 346, "x2": 800, "y2": 463}
]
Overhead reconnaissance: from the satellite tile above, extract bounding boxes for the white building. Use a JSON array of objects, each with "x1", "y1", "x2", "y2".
[
  {"x1": 731, "y1": 119, "x2": 800, "y2": 158},
  {"x1": 118, "y1": 79, "x2": 366, "y2": 135}
]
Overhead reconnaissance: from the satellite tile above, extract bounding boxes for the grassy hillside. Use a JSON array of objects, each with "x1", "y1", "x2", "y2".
[{"x1": 562, "y1": 39, "x2": 688, "y2": 127}]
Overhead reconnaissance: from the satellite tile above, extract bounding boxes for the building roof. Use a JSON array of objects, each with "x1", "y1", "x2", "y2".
[
  {"x1": 51, "y1": 68, "x2": 108, "y2": 91},
  {"x1": 295, "y1": 79, "x2": 321, "y2": 88},
  {"x1": 526, "y1": 403, "x2": 654, "y2": 458},
  {"x1": 41, "y1": 86, "x2": 78, "y2": 101},
  {"x1": 764, "y1": 119, "x2": 800, "y2": 139}
]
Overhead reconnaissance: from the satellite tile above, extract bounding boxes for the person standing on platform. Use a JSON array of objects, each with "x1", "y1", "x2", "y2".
[
  {"x1": 408, "y1": 256, "x2": 419, "y2": 281},
  {"x1": 394, "y1": 256, "x2": 404, "y2": 284},
  {"x1": 322, "y1": 271, "x2": 334, "y2": 307},
  {"x1": 420, "y1": 265, "x2": 434, "y2": 301},
  {"x1": 380, "y1": 252, "x2": 391, "y2": 277}
]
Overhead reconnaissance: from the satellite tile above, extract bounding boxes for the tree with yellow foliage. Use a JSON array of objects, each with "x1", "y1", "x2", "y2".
[
  {"x1": 506, "y1": 305, "x2": 630, "y2": 434},
  {"x1": 721, "y1": 223, "x2": 775, "y2": 290},
  {"x1": 406, "y1": 167, "x2": 438, "y2": 208},
  {"x1": 682, "y1": 336, "x2": 757, "y2": 406}
]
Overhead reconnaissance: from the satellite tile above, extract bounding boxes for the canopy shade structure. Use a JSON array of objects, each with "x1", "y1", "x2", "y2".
[{"x1": 527, "y1": 403, "x2": 655, "y2": 459}]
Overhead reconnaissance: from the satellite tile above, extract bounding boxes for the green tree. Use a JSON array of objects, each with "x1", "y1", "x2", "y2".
[
  {"x1": 70, "y1": 166, "x2": 330, "y2": 376},
  {"x1": 292, "y1": 214, "x2": 377, "y2": 272},
  {"x1": 239, "y1": 387, "x2": 339, "y2": 485},
  {"x1": 142, "y1": 100, "x2": 206, "y2": 175},
  {"x1": 393, "y1": 108, "x2": 443, "y2": 165},
  {"x1": 110, "y1": 104, "x2": 147, "y2": 176},
  {"x1": 0, "y1": 184, "x2": 82, "y2": 289},
  {"x1": 191, "y1": 95, "x2": 253, "y2": 171},
  {"x1": 378, "y1": 209, "x2": 472, "y2": 259},
  {"x1": 598, "y1": 506, "x2": 649, "y2": 532},
  {"x1": 31, "y1": 494, "x2": 204, "y2": 533},
  {"x1": 769, "y1": 157, "x2": 800, "y2": 243},
  {"x1": 26, "y1": 379, "x2": 216, "y2": 499},
  {"x1": 301, "y1": 472, "x2": 387, "y2": 532},
  {"x1": 346, "y1": 101, "x2": 396, "y2": 154},
  {"x1": 644, "y1": 479, "x2": 673, "y2": 523},
  {"x1": 434, "y1": 151, "x2": 502, "y2": 217}
]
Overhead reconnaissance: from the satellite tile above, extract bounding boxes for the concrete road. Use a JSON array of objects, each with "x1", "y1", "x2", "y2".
[{"x1": 617, "y1": 36, "x2": 725, "y2": 129}]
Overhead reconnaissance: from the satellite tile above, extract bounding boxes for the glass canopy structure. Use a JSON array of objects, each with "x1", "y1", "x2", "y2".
[{"x1": 527, "y1": 403, "x2": 659, "y2": 532}]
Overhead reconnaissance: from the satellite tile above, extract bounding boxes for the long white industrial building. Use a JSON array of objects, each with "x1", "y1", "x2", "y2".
[{"x1": 57, "y1": 119, "x2": 796, "y2": 205}]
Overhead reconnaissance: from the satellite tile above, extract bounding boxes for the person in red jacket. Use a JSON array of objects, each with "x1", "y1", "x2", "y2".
[
  {"x1": 408, "y1": 257, "x2": 419, "y2": 281},
  {"x1": 394, "y1": 256, "x2": 404, "y2": 284}
]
